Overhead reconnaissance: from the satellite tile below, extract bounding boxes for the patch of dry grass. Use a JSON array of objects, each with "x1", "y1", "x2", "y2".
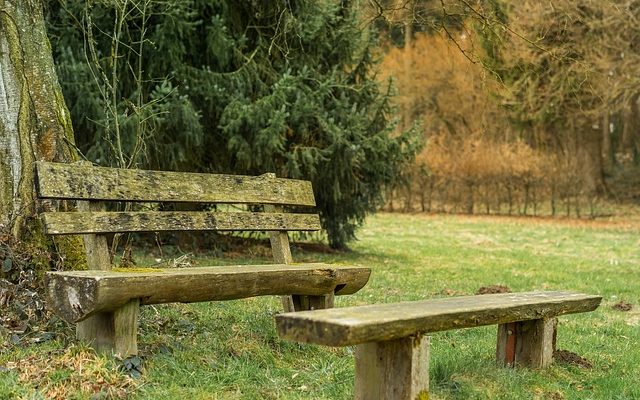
[{"x1": 3, "y1": 344, "x2": 136, "y2": 399}]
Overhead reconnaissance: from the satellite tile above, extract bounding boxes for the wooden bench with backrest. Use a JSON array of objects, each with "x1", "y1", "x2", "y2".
[
  {"x1": 276, "y1": 291, "x2": 602, "y2": 400},
  {"x1": 36, "y1": 161, "x2": 370, "y2": 356}
]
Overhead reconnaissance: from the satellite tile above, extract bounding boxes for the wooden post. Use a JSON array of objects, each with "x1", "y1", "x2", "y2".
[
  {"x1": 496, "y1": 318, "x2": 557, "y2": 368},
  {"x1": 75, "y1": 177, "x2": 139, "y2": 356},
  {"x1": 264, "y1": 173, "x2": 334, "y2": 312},
  {"x1": 113, "y1": 299, "x2": 140, "y2": 356},
  {"x1": 355, "y1": 335, "x2": 430, "y2": 400},
  {"x1": 75, "y1": 298, "x2": 137, "y2": 355},
  {"x1": 291, "y1": 293, "x2": 335, "y2": 311}
]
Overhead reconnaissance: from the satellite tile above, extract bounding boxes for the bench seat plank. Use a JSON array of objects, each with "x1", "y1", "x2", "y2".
[
  {"x1": 36, "y1": 161, "x2": 316, "y2": 206},
  {"x1": 42, "y1": 211, "x2": 321, "y2": 234},
  {"x1": 46, "y1": 264, "x2": 371, "y2": 324},
  {"x1": 276, "y1": 291, "x2": 602, "y2": 347}
]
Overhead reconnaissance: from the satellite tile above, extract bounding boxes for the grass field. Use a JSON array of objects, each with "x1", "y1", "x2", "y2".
[{"x1": 1, "y1": 213, "x2": 639, "y2": 399}]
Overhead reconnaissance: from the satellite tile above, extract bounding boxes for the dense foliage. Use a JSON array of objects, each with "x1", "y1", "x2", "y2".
[{"x1": 45, "y1": 1, "x2": 418, "y2": 248}]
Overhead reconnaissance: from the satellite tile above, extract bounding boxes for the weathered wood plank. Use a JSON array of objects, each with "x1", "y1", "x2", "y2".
[
  {"x1": 35, "y1": 161, "x2": 316, "y2": 206},
  {"x1": 275, "y1": 291, "x2": 602, "y2": 347},
  {"x1": 265, "y1": 200, "x2": 297, "y2": 313},
  {"x1": 41, "y1": 211, "x2": 321, "y2": 235},
  {"x1": 76, "y1": 312, "x2": 116, "y2": 352},
  {"x1": 45, "y1": 263, "x2": 371, "y2": 323},
  {"x1": 76, "y1": 200, "x2": 111, "y2": 270},
  {"x1": 355, "y1": 335, "x2": 430, "y2": 400},
  {"x1": 75, "y1": 197, "x2": 120, "y2": 353}
]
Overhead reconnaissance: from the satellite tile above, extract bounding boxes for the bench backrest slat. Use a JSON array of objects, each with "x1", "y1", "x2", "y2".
[
  {"x1": 41, "y1": 211, "x2": 321, "y2": 235},
  {"x1": 35, "y1": 161, "x2": 315, "y2": 206}
]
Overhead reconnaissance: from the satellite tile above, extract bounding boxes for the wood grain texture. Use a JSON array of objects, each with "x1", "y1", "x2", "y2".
[
  {"x1": 497, "y1": 322, "x2": 518, "y2": 365},
  {"x1": 113, "y1": 300, "x2": 140, "y2": 357},
  {"x1": 275, "y1": 291, "x2": 602, "y2": 347},
  {"x1": 75, "y1": 198, "x2": 117, "y2": 349},
  {"x1": 35, "y1": 161, "x2": 316, "y2": 206},
  {"x1": 264, "y1": 197, "x2": 334, "y2": 312},
  {"x1": 45, "y1": 263, "x2": 371, "y2": 323},
  {"x1": 76, "y1": 312, "x2": 117, "y2": 352},
  {"x1": 76, "y1": 300, "x2": 140, "y2": 356},
  {"x1": 355, "y1": 335, "x2": 430, "y2": 400},
  {"x1": 265, "y1": 203, "x2": 294, "y2": 265},
  {"x1": 75, "y1": 200, "x2": 111, "y2": 270},
  {"x1": 497, "y1": 318, "x2": 557, "y2": 368},
  {"x1": 265, "y1": 201, "x2": 296, "y2": 312},
  {"x1": 41, "y1": 211, "x2": 321, "y2": 234}
]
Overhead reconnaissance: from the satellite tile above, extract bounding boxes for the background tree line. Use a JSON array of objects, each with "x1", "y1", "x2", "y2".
[
  {"x1": 46, "y1": 0, "x2": 640, "y2": 240},
  {"x1": 373, "y1": 0, "x2": 640, "y2": 216}
]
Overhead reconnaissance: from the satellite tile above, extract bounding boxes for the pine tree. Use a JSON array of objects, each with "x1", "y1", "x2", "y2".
[{"x1": 46, "y1": 1, "x2": 418, "y2": 248}]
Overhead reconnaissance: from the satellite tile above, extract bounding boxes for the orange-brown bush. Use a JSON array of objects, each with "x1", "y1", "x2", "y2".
[
  {"x1": 395, "y1": 134, "x2": 595, "y2": 216},
  {"x1": 380, "y1": 31, "x2": 602, "y2": 216}
]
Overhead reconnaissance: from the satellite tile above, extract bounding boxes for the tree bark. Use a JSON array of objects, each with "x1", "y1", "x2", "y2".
[
  {"x1": 601, "y1": 112, "x2": 613, "y2": 170},
  {"x1": 401, "y1": 3, "x2": 413, "y2": 131},
  {"x1": 577, "y1": 120, "x2": 606, "y2": 195},
  {"x1": 620, "y1": 94, "x2": 640, "y2": 164},
  {"x1": 0, "y1": 0, "x2": 77, "y2": 237}
]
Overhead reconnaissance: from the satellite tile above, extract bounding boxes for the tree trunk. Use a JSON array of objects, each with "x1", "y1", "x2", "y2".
[
  {"x1": 403, "y1": 179, "x2": 413, "y2": 212},
  {"x1": 601, "y1": 112, "x2": 613, "y2": 170},
  {"x1": 550, "y1": 184, "x2": 556, "y2": 216},
  {"x1": 465, "y1": 182, "x2": 474, "y2": 214},
  {"x1": 401, "y1": 5, "x2": 413, "y2": 131},
  {"x1": 620, "y1": 94, "x2": 640, "y2": 164},
  {"x1": 0, "y1": 0, "x2": 77, "y2": 238},
  {"x1": 577, "y1": 120, "x2": 607, "y2": 196}
]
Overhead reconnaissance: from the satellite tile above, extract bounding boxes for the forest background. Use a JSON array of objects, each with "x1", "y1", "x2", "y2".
[
  {"x1": 45, "y1": 0, "x2": 640, "y2": 234},
  {"x1": 375, "y1": 0, "x2": 640, "y2": 218}
]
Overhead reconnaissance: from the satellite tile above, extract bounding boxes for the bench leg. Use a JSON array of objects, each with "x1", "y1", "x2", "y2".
[
  {"x1": 77, "y1": 299, "x2": 140, "y2": 357},
  {"x1": 355, "y1": 335, "x2": 430, "y2": 400},
  {"x1": 496, "y1": 317, "x2": 557, "y2": 368},
  {"x1": 285, "y1": 294, "x2": 335, "y2": 312},
  {"x1": 281, "y1": 296, "x2": 296, "y2": 312}
]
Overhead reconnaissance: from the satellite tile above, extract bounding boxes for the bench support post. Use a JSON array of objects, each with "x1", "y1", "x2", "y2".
[
  {"x1": 266, "y1": 192, "x2": 335, "y2": 313},
  {"x1": 291, "y1": 294, "x2": 334, "y2": 311},
  {"x1": 76, "y1": 196, "x2": 141, "y2": 357},
  {"x1": 265, "y1": 199, "x2": 297, "y2": 313},
  {"x1": 355, "y1": 335, "x2": 430, "y2": 400},
  {"x1": 496, "y1": 317, "x2": 556, "y2": 368},
  {"x1": 77, "y1": 299, "x2": 140, "y2": 357}
]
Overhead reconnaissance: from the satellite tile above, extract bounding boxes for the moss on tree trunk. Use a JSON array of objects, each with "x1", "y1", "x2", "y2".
[{"x1": 0, "y1": 0, "x2": 86, "y2": 271}]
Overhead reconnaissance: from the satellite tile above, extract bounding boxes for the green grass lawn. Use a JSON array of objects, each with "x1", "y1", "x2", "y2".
[{"x1": 2, "y1": 213, "x2": 639, "y2": 399}]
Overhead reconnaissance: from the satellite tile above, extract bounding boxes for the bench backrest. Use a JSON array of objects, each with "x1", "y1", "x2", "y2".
[
  {"x1": 36, "y1": 161, "x2": 320, "y2": 234},
  {"x1": 35, "y1": 161, "x2": 318, "y2": 268}
]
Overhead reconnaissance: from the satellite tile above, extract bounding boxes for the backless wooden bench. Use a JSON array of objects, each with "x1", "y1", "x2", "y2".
[
  {"x1": 36, "y1": 161, "x2": 371, "y2": 356},
  {"x1": 276, "y1": 291, "x2": 602, "y2": 400}
]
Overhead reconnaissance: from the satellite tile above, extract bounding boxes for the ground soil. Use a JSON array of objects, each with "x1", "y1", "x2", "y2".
[
  {"x1": 612, "y1": 300, "x2": 633, "y2": 311},
  {"x1": 476, "y1": 285, "x2": 512, "y2": 294},
  {"x1": 554, "y1": 350, "x2": 593, "y2": 369}
]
